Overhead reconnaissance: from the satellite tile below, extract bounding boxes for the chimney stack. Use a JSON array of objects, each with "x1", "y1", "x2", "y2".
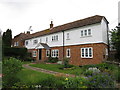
[
  {"x1": 50, "y1": 21, "x2": 53, "y2": 28},
  {"x1": 26, "y1": 31, "x2": 30, "y2": 35}
]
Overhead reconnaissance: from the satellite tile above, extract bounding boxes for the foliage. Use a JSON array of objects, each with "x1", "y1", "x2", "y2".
[
  {"x1": 2, "y1": 57, "x2": 22, "y2": 88},
  {"x1": 62, "y1": 58, "x2": 74, "y2": 69},
  {"x1": 46, "y1": 57, "x2": 59, "y2": 63},
  {"x1": 63, "y1": 77, "x2": 88, "y2": 88},
  {"x1": 88, "y1": 73, "x2": 116, "y2": 88},
  {"x1": 2, "y1": 29, "x2": 12, "y2": 47},
  {"x1": 110, "y1": 28, "x2": 120, "y2": 60},
  {"x1": 3, "y1": 47, "x2": 28, "y2": 61}
]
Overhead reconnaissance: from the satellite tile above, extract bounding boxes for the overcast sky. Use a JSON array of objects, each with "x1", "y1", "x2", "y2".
[{"x1": 0, "y1": 0, "x2": 119, "y2": 37}]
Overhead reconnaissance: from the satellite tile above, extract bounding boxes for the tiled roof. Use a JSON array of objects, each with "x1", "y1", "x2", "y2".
[{"x1": 25, "y1": 15, "x2": 108, "y2": 40}]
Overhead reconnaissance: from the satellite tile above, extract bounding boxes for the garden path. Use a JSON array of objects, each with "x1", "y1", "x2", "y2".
[{"x1": 23, "y1": 63, "x2": 76, "y2": 77}]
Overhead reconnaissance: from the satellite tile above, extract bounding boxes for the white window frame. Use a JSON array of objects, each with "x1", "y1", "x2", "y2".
[
  {"x1": 46, "y1": 50, "x2": 50, "y2": 57},
  {"x1": 80, "y1": 29, "x2": 92, "y2": 37},
  {"x1": 105, "y1": 48, "x2": 108, "y2": 56},
  {"x1": 81, "y1": 47, "x2": 93, "y2": 58},
  {"x1": 33, "y1": 51, "x2": 37, "y2": 57},
  {"x1": 66, "y1": 33, "x2": 70, "y2": 40},
  {"x1": 51, "y1": 49, "x2": 59, "y2": 57},
  {"x1": 25, "y1": 41, "x2": 28, "y2": 46},
  {"x1": 51, "y1": 35, "x2": 58, "y2": 41},
  {"x1": 46, "y1": 37, "x2": 48, "y2": 43},
  {"x1": 66, "y1": 49, "x2": 71, "y2": 58},
  {"x1": 33, "y1": 39, "x2": 38, "y2": 45}
]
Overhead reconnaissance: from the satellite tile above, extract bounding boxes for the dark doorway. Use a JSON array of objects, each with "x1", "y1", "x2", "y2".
[{"x1": 39, "y1": 49, "x2": 42, "y2": 60}]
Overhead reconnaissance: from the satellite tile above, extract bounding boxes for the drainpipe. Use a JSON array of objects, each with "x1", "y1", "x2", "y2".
[{"x1": 62, "y1": 31, "x2": 65, "y2": 60}]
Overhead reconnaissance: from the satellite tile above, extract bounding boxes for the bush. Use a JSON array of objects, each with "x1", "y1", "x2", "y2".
[
  {"x1": 46, "y1": 57, "x2": 59, "y2": 63},
  {"x1": 88, "y1": 73, "x2": 116, "y2": 88},
  {"x1": 3, "y1": 47, "x2": 27, "y2": 60},
  {"x1": 2, "y1": 57, "x2": 22, "y2": 88},
  {"x1": 63, "y1": 77, "x2": 88, "y2": 88}
]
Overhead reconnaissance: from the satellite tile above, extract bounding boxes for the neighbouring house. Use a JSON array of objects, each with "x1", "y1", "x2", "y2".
[
  {"x1": 12, "y1": 31, "x2": 30, "y2": 47},
  {"x1": 13, "y1": 15, "x2": 109, "y2": 66}
]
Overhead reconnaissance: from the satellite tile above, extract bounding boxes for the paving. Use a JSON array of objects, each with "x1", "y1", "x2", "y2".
[{"x1": 22, "y1": 63, "x2": 76, "y2": 77}]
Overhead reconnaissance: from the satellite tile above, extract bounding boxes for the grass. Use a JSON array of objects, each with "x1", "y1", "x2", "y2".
[
  {"x1": 16, "y1": 68, "x2": 54, "y2": 85},
  {"x1": 30, "y1": 63, "x2": 83, "y2": 75}
]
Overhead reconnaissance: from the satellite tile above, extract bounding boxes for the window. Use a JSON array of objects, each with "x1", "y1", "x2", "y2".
[
  {"x1": 80, "y1": 29, "x2": 92, "y2": 37},
  {"x1": 88, "y1": 29, "x2": 91, "y2": 35},
  {"x1": 105, "y1": 48, "x2": 108, "y2": 56},
  {"x1": 81, "y1": 47, "x2": 93, "y2": 58},
  {"x1": 33, "y1": 51, "x2": 37, "y2": 57},
  {"x1": 66, "y1": 49, "x2": 70, "y2": 58},
  {"x1": 14, "y1": 42, "x2": 19, "y2": 46},
  {"x1": 33, "y1": 40, "x2": 38, "y2": 45},
  {"x1": 40, "y1": 38, "x2": 42, "y2": 43},
  {"x1": 84, "y1": 30, "x2": 87, "y2": 36},
  {"x1": 51, "y1": 49, "x2": 59, "y2": 57},
  {"x1": 66, "y1": 33, "x2": 70, "y2": 40},
  {"x1": 46, "y1": 50, "x2": 50, "y2": 57},
  {"x1": 25, "y1": 41, "x2": 28, "y2": 46},
  {"x1": 81, "y1": 31, "x2": 83, "y2": 37},
  {"x1": 52, "y1": 35, "x2": 58, "y2": 41},
  {"x1": 46, "y1": 37, "x2": 48, "y2": 43}
]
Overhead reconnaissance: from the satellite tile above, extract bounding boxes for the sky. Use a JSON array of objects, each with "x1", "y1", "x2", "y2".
[{"x1": 0, "y1": 0, "x2": 119, "y2": 37}]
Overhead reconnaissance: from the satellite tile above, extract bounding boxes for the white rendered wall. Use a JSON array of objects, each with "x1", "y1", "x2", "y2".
[{"x1": 25, "y1": 19, "x2": 108, "y2": 49}]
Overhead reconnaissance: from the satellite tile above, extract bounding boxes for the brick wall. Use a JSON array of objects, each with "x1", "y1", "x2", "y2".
[{"x1": 28, "y1": 43, "x2": 108, "y2": 66}]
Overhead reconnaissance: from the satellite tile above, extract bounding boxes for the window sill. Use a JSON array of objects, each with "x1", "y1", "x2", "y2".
[
  {"x1": 81, "y1": 57, "x2": 93, "y2": 59},
  {"x1": 66, "y1": 39, "x2": 70, "y2": 40},
  {"x1": 80, "y1": 35, "x2": 92, "y2": 38}
]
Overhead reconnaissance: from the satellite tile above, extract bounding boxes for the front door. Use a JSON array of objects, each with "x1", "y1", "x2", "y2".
[{"x1": 39, "y1": 49, "x2": 42, "y2": 60}]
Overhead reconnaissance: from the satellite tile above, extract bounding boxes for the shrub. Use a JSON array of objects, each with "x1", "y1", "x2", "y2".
[
  {"x1": 46, "y1": 57, "x2": 59, "y2": 63},
  {"x1": 88, "y1": 73, "x2": 116, "y2": 88},
  {"x1": 2, "y1": 57, "x2": 22, "y2": 88},
  {"x1": 63, "y1": 77, "x2": 88, "y2": 88}
]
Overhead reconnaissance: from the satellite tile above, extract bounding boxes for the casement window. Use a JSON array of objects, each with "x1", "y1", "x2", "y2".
[
  {"x1": 46, "y1": 37, "x2": 48, "y2": 43},
  {"x1": 105, "y1": 48, "x2": 108, "y2": 56},
  {"x1": 46, "y1": 50, "x2": 50, "y2": 57},
  {"x1": 66, "y1": 49, "x2": 70, "y2": 58},
  {"x1": 14, "y1": 42, "x2": 19, "y2": 46},
  {"x1": 88, "y1": 29, "x2": 91, "y2": 35},
  {"x1": 33, "y1": 51, "x2": 37, "y2": 57},
  {"x1": 52, "y1": 35, "x2": 58, "y2": 41},
  {"x1": 66, "y1": 33, "x2": 70, "y2": 40},
  {"x1": 51, "y1": 49, "x2": 59, "y2": 57},
  {"x1": 40, "y1": 38, "x2": 42, "y2": 43},
  {"x1": 81, "y1": 47, "x2": 93, "y2": 58},
  {"x1": 25, "y1": 41, "x2": 28, "y2": 46},
  {"x1": 33, "y1": 39, "x2": 38, "y2": 45},
  {"x1": 81, "y1": 29, "x2": 92, "y2": 37}
]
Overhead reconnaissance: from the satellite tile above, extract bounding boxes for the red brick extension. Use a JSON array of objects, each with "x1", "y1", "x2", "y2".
[{"x1": 28, "y1": 43, "x2": 108, "y2": 66}]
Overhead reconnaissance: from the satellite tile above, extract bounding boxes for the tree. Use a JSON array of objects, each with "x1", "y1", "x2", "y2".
[
  {"x1": 110, "y1": 27, "x2": 120, "y2": 60},
  {"x1": 2, "y1": 29, "x2": 12, "y2": 47}
]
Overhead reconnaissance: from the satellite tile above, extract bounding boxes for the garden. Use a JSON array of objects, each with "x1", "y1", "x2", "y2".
[{"x1": 2, "y1": 57, "x2": 120, "y2": 89}]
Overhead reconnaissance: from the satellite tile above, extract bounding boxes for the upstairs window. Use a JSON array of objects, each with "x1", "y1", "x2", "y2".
[
  {"x1": 66, "y1": 49, "x2": 70, "y2": 58},
  {"x1": 52, "y1": 35, "x2": 58, "y2": 41},
  {"x1": 81, "y1": 29, "x2": 92, "y2": 37},
  {"x1": 25, "y1": 41, "x2": 28, "y2": 46},
  {"x1": 66, "y1": 33, "x2": 70, "y2": 40},
  {"x1": 40, "y1": 38, "x2": 42, "y2": 43},
  {"x1": 81, "y1": 47, "x2": 93, "y2": 58},
  {"x1": 46, "y1": 37, "x2": 48, "y2": 43},
  {"x1": 33, "y1": 39, "x2": 38, "y2": 45}
]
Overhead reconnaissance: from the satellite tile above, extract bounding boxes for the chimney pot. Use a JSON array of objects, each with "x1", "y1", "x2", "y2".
[{"x1": 50, "y1": 21, "x2": 53, "y2": 28}]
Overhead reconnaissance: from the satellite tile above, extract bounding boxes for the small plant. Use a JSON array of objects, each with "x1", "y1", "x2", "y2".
[{"x1": 47, "y1": 57, "x2": 59, "y2": 63}]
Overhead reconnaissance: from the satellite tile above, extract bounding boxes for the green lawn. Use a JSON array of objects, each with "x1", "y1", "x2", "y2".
[
  {"x1": 30, "y1": 63, "x2": 83, "y2": 75},
  {"x1": 16, "y1": 68, "x2": 54, "y2": 85}
]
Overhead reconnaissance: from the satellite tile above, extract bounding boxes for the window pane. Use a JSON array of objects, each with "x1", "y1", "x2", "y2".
[
  {"x1": 81, "y1": 31, "x2": 83, "y2": 36},
  {"x1": 85, "y1": 48, "x2": 88, "y2": 57},
  {"x1": 84, "y1": 30, "x2": 87, "y2": 36},
  {"x1": 82, "y1": 48, "x2": 84, "y2": 57},
  {"x1": 89, "y1": 48, "x2": 92, "y2": 57},
  {"x1": 88, "y1": 29, "x2": 91, "y2": 35}
]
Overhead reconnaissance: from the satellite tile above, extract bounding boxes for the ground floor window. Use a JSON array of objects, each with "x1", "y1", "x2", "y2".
[
  {"x1": 81, "y1": 47, "x2": 93, "y2": 58},
  {"x1": 33, "y1": 51, "x2": 37, "y2": 57},
  {"x1": 46, "y1": 50, "x2": 50, "y2": 57},
  {"x1": 51, "y1": 49, "x2": 59, "y2": 57},
  {"x1": 66, "y1": 49, "x2": 70, "y2": 58}
]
